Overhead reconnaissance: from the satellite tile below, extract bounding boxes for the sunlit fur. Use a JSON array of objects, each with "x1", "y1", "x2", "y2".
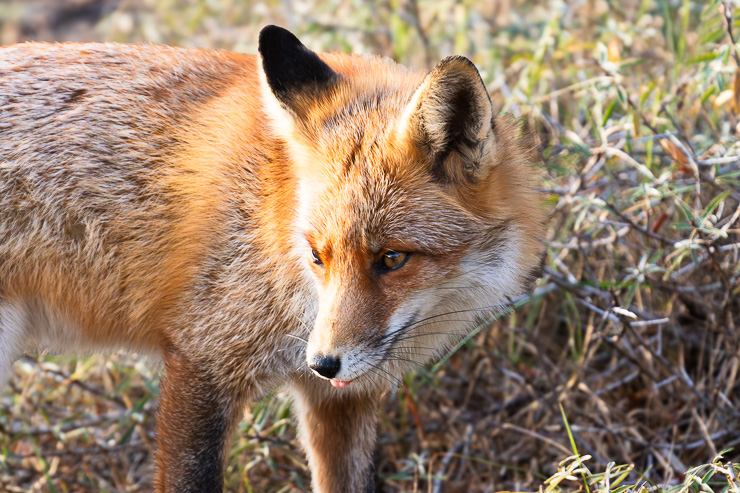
[{"x1": 0, "y1": 29, "x2": 544, "y2": 493}]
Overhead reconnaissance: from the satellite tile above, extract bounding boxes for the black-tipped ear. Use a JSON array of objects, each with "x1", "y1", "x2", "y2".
[
  {"x1": 258, "y1": 25, "x2": 338, "y2": 113},
  {"x1": 400, "y1": 56, "x2": 494, "y2": 184}
]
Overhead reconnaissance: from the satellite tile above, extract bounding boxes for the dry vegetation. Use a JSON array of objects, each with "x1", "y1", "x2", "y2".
[{"x1": 1, "y1": 0, "x2": 740, "y2": 492}]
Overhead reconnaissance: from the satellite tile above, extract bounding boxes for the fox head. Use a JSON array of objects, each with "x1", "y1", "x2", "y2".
[{"x1": 258, "y1": 26, "x2": 544, "y2": 390}]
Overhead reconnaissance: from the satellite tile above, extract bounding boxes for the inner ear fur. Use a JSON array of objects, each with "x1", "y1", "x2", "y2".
[{"x1": 399, "y1": 55, "x2": 494, "y2": 184}]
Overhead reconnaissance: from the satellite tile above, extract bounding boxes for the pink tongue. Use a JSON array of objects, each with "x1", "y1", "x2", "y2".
[{"x1": 330, "y1": 379, "x2": 351, "y2": 388}]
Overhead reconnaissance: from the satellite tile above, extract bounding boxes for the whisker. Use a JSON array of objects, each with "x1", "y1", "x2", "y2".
[
  {"x1": 433, "y1": 286, "x2": 482, "y2": 291},
  {"x1": 384, "y1": 346, "x2": 437, "y2": 354},
  {"x1": 383, "y1": 305, "x2": 502, "y2": 342},
  {"x1": 388, "y1": 332, "x2": 457, "y2": 343},
  {"x1": 384, "y1": 349, "x2": 432, "y2": 360},
  {"x1": 384, "y1": 331, "x2": 457, "y2": 340},
  {"x1": 389, "y1": 321, "x2": 480, "y2": 343},
  {"x1": 363, "y1": 361, "x2": 400, "y2": 387},
  {"x1": 386, "y1": 317, "x2": 488, "y2": 345},
  {"x1": 383, "y1": 356, "x2": 423, "y2": 366}
]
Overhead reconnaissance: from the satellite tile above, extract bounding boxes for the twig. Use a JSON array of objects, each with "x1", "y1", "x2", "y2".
[
  {"x1": 19, "y1": 357, "x2": 128, "y2": 410},
  {"x1": 604, "y1": 201, "x2": 676, "y2": 246},
  {"x1": 431, "y1": 434, "x2": 468, "y2": 493},
  {"x1": 725, "y1": 1, "x2": 740, "y2": 66}
]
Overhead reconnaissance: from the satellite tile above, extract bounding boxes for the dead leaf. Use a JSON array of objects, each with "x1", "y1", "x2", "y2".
[
  {"x1": 659, "y1": 138, "x2": 688, "y2": 166},
  {"x1": 652, "y1": 211, "x2": 669, "y2": 234},
  {"x1": 607, "y1": 37, "x2": 621, "y2": 63},
  {"x1": 715, "y1": 89, "x2": 734, "y2": 108}
]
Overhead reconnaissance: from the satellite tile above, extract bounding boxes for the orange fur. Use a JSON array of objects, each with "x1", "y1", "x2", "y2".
[{"x1": 0, "y1": 26, "x2": 546, "y2": 492}]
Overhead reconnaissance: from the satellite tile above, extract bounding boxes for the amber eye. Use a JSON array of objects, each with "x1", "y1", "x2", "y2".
[
  {"x1": 380, "y1": 251, "x2": 409, "y2": 271},
  {"x1": 311, "y1": 248, "x2": 323, "y2": 266}
]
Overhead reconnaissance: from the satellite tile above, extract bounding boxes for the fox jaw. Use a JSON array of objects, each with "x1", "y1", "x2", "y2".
[{"x1": 258, "y1": 26, "x2": 542, "y2": 392}]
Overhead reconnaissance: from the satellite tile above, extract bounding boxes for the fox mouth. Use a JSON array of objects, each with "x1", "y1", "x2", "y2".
[{"x1": 309, "y1": 310, "x2": 424, "y2": 389}]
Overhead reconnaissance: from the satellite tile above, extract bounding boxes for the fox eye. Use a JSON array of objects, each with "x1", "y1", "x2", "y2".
[
  {"x1": 380, "y1": 251, "x2": 409, "y2": 271},
  {"x1": 310, "y1": 248, "x2": 323, "y2": 266}
]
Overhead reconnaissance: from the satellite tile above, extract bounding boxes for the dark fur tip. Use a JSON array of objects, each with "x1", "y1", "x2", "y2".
[
  {"x1": 435, "y1": 54, "x2": 478, "y2": 71},
  {"x1": 258, "y1": 25, "x2": 337, "y2": 103}
]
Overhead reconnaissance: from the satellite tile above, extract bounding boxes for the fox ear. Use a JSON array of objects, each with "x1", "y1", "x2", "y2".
[
  {"x1": 258, "y1": 25, "x2": 338, "y2": 117},
  {"x1": 399, "y1": 56, "x2": 494, "y2": 184}
]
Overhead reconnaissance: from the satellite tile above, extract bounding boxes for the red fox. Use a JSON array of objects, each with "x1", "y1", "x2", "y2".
[{"x1": 0, "y1": 25, "x2": 545, "y2": 492}]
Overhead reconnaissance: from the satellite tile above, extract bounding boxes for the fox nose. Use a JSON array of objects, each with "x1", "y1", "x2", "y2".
[{"x1": 309, "y1": 355, "x2": 341, "y2": 379}]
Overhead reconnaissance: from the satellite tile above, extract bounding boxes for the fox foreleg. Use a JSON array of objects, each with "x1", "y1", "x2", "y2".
[
  {"x1": 290, "y1": 375, "x2": 381, "y2": 493},
  {"x1": 154, "y1": 346, "x2": 250, "y2": 493}
]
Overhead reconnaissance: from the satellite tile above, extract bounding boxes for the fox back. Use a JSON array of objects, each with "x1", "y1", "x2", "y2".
[{"x1": 0, "y1": 26, "x2": 545, "y2": 492}]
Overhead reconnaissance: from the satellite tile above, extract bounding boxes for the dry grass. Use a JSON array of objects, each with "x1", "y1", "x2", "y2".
[{"x1": 1, "y1": 0, "x2": 739, "y2": 492}]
